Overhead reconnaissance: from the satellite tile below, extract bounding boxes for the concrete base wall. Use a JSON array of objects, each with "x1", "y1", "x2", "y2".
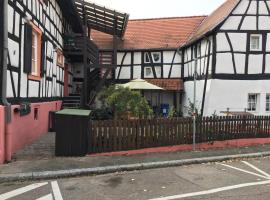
[{"x1": 4, "y1": 101, "x2": 62, "y2": 162}]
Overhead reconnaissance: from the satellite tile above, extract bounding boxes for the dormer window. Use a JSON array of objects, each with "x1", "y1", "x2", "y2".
[{"x1": 250, "y1": 34, "x2": 262, "y2": 51}]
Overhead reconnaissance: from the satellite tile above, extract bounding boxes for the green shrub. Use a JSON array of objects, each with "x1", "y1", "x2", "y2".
[{"x1": 99, "y1": 85, "x2": 153, "y2": 119}]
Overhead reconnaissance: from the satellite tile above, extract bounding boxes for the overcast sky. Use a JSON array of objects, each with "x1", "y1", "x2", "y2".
[{"x1": 88, "y1": 0, "x2": 227, "y2": 19}]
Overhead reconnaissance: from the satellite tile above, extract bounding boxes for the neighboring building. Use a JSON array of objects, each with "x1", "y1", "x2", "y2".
[
  {"x1": 0, "y1": 0, "x2": 128, "y2": 163},
  {"x1": 181, "y1": 0, "x2": 270, "y2": 116},
  {"x1": 0, "y1": 0, "x2": 82, "y2": 163},
  {"x1": 91, "y1": 16, "x2": 205, "y2": 114},
  {"x1": 92, "y1": 0, "x2": 270, "y2": 116}
]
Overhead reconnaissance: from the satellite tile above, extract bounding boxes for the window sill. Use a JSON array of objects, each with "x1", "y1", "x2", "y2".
[
  {"x1": 28, "y1": 74, "x2": 41, "y2": 81},
  {"x1": 250, "y1": 49, "x2": 262, "y2": 52}
]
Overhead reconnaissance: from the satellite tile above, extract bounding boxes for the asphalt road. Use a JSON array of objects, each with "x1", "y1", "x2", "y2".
[{"x1": 1, "y1": 157, "x2": 270, "y2": 200}]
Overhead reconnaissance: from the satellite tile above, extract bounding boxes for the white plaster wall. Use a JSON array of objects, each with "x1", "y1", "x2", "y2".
[
  {"x1": 182, "y1": 80, "x2": 206, "y2": 116},
  {"x1": 232, "y1": 0, "x2": 249, "y2": 15},
  {"x1": 203, "y1": 79, "x2": 270, "y2": 116},
  {"x1": 170, "y1": 65, "x2": 182, "y2": 78},
  {"x1": 259, "y1": 16, "x2": 270, "y2": 30},
  {"x1": 133, "y1": 52, "x2": 141, "y2": 65},
  {"x1": 241, "y1": 16, "x2": 257, "y2": 30},
  {"x1": 220, "y1": 16, "x2": 242, "y2": 30},
  {"x1": 228, "y1": 33, "x2": 247, "y2": 52},
  {"x1": 215, "y1": 53, "x2": 234, "y2": 74},
  {"x1": 216, "y1": 33, "x2": 230, "y2": 52},
  {"x1": 248, "y1": 54, "x2": 263, "y2": 74},
  {"x1": 265, "y1": 54, "x2": 270, "y2": 73},
  {"x1": 7, "y1": 0, "x2": 66, "y2": 99},
  {"x1": 133, "y1": 66, "x2": 141, "y2": 79}
]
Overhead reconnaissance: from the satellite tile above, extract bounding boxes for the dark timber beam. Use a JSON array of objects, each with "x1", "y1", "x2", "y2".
[
  {"x1": 113, "y1": 18, "x2": 118, "y2": 77},
  {"x1": 81, "y1": 3, "x2": 88, "y2": 108}
]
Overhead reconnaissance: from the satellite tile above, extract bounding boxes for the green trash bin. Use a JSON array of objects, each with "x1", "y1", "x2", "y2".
[{"x1": 55, "y1": 109, "x2": 91, "y2": 156}]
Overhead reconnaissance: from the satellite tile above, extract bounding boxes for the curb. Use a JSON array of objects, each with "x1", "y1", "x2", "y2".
[{"x1": 1, "y1": 151, "x2": 270, "y2": 183}]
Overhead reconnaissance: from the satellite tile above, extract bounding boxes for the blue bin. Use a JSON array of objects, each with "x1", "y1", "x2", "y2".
[{"x1": 161, "y1": 104, "x2": 170, "y2": 117}]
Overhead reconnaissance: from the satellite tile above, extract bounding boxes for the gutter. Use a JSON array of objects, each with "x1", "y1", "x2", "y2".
[{"x1": 1, "y1": 0, "x2": 11, "y2": 123}]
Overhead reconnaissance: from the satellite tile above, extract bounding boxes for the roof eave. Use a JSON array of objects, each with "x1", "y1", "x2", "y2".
[{"x1": 179, "y1": 0, "x2": 241, "y2": 49}]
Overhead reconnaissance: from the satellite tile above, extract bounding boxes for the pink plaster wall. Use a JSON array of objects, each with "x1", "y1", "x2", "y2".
[
  {"x1": 5, "y1": 101, "x2": 62, "y2": 161},
  {"x1": 0, "y1": 106, "x2": 5, "y2": 164}
]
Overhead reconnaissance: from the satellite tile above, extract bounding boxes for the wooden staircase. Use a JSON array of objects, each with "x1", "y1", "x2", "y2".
[
  {"x1": 62, "y1": 94, "x2": 81, "y2": 109},
  {"x1": 88, "y1": 51, "x2": 115, "y2": 106}
]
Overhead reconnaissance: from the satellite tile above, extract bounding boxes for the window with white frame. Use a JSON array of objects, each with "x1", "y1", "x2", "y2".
[
  {"x1": 248, "y1": 94, "x2": 259, "y2": 112},
  {"x1": 144, "y1": 52, "x2": 161, "y2": 63},
  {"x1": 31, "y1": 31, "x2": 38, "y2": 76},
  {"x1": 144, "y1": 67, "x2": 152, "y2": 77},
  {"x1": 250, "y1": 34, "x2": 262, "y2": 51},
  {"x1": 152, "y1": 52, "x2": 161, "y2": 63},
  {"x1": 144, "y1": 53, "x2": 150, "y2": 63},
  {"x1": 266, "y1": 94, "x2": 270, "y2": 111}
]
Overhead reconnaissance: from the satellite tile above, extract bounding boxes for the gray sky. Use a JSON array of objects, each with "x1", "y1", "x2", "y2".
[{"x1": 88, "y1": 0, "x2": 227, "y2": 19}]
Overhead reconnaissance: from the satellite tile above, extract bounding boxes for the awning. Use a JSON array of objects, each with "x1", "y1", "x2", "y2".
[
  {"x1": 146, "y1": 79, "x2": 184, "y2": 91},
  {"x1": 74, "y1": 0, "x2": 129, "y2": 38},
  {"x1": 119, "y1": 79, "x2": 164, "y2": 90}
]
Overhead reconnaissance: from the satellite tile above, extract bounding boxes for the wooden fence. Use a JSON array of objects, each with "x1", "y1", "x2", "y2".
[{"x1": 88, "y1": 116, "x2": 270, "y2": 153}]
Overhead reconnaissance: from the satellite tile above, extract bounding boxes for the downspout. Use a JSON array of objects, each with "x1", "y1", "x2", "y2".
[
  {"x1": 1, "y1": 0, "x2": 11, "y2": 123},
  {"x1": 200, "y1": 37, "x2": 211, "y2": 117}
]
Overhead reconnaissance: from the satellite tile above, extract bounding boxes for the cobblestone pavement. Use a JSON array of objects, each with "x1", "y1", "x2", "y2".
[{"x1": 13, "y1": 132, "x2": 55, "y2": 161}]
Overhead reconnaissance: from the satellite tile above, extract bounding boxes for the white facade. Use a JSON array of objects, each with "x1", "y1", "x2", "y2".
[
  {"x1": 182, "y1": 0, "x2": 270, "y2": 116},
  {"x1": 115, "y1": 50, "x2": 182, "y2": 80},
  {"x1": 6, "y1": 0, "x2": 74, "y2": 102}
]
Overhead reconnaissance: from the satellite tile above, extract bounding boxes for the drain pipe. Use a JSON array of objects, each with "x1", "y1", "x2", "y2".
[{"x1": 1, "y1": 0, "x2": 11, "y2": 123}]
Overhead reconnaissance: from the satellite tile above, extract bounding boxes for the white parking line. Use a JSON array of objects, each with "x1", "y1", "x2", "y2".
[
  {"x1": 218, "y1": 163, "x2": 270, "y2": 179},
  {"x1": 242, "y1": 161, "x2": 270, "y2": 178},
  {"x1": 36, "y1": 194, "x2": 53, "y2": 200},
  {"x1": 51, "y1": 181, "x2": 63, "y2": 200},
  {"x1": 148, "y1": 179, "x2": 270, "y2": 200},
  {"x1": 0, "y1": 182, "x2": 48, "y2": 200}
]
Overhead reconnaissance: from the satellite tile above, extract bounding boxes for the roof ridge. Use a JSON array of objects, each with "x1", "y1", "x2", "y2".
[{"x1": 129, "y1": 15, "x2": 207, "y2": 21}]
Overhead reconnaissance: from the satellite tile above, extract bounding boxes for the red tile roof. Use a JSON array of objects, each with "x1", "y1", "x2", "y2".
[
  {"x1": 146, "y1": 79, "x2": 183, "y2": 91},
  {"x1": 185, "y1": 0, "x2": 239, "y2": 46},
  {"x1": 91, "y1": 16, "x2": 206, "y2": 50}
]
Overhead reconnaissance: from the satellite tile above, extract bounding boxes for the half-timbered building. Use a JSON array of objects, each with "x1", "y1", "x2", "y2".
[
  {"x1": 92, "y1": 0, "x2": 270, "y2": 117},
  {"x1": 91, "y1": 16, "x2": 205, "y2": 114},
  {"x1": 181, "y1": 0, "x2": 270, "y2": 116},
  {"x1": 0, "y1": 0, "x2": 128, "y2": 163}
]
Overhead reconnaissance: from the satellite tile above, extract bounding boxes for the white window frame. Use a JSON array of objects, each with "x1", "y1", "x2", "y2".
[
  {"x1": 266, "y1": 94, "x2": 270, "y2": 112},
  {"x1": 247, "y1": 93, "x2": 259, "y2": 112},
  {"x1": 250, "y1": 34, "x2": 262, "y2": 51},
  {"x1": 144, "y1": 52, "x2": 161, "y2": 63},
  {"x1": 31, "y1": 31, "x2": 38, "y2": 76},
  {"x1": 152, "y1": 52, "x2": 161, "y2": 63},
  {"x1": 144, "y1": 53, "x2": 150, "y2": 63},
  {"x1": 144, "y1": 67, "x2": 153, "y2": 78}
]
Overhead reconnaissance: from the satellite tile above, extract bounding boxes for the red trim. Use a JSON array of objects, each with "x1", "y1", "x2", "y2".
[
  {"x1": 64, "y1": 63, "x2": 69, "y2": 97},
  {"x1": 0, "y1": 106, "x2": 5, "y2": 164},
  {"x1": 88, "y1": 138, "x2": 270, "y2": 157}
]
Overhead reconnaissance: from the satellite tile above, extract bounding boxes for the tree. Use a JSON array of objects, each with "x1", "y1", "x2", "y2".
[{"x1": 99, "y1": 85, "x2": 153, "y2": 119}]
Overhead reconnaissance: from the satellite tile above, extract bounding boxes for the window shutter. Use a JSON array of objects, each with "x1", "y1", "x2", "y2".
[
  {"x1": 23, "y1": 23, "x2": 33, "y2": 74},
  {"x1": 40, "y1": 34, "x2": 46, "y2": 77}
]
